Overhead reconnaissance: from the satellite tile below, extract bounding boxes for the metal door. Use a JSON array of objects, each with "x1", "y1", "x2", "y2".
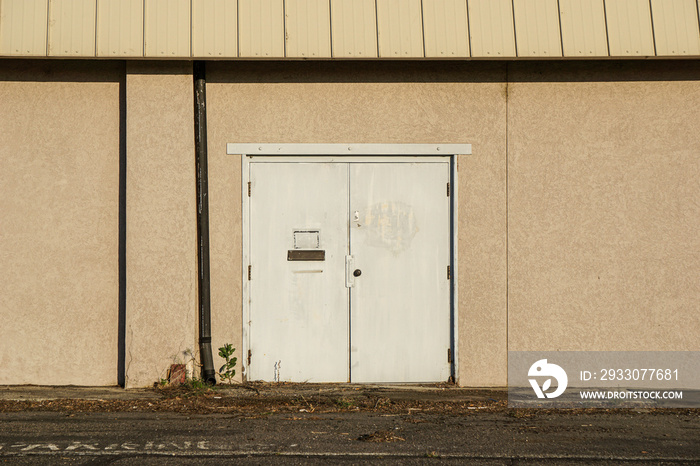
[
  {"x1": 248, "y1": 159, "x2": 451, "y2": 383},
  {"x1": 349, "y1": 163, "x2": 451, "y2": 382},
  {"x1": 248, "y1": 162, "x2": 349, "y2": 382}
]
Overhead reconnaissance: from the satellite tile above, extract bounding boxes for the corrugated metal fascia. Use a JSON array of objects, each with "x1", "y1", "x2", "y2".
[
  {"x1": 377, "y1": 0, "x2": 424, "y2": 57},
  {"x1": 286, "y1": 0, "x2": 332, "y2": 58},
  {"x1": 513, "y1": 0, "x2": 562, "y2": 57},
  {"x1": 239, "y1": 0, "x2": 285, "y2": 58},
  {"x1": 650, "y1": 0, "x2": 700, "y2": 56},
  {"x1": 0, "y1": 0, "x2": 49, "y2": 56},
  {"x1": 605, "y1": 0, "x2": 655, "y2": 56},
  {"x1": 48, "y1": 0, "x2": 96, "y2": 56},
  {"x1": 423, "y1": 0, "x2": 470, "y2": 58},
  {"x1": 144, "y1": 0, "x2": 190, "y2": 57},
  {"x1": 330, "y1": 0, "x2": 378, "y2": 58},
  {"x1": 468, "y1": 0, "x2": 517, "y2": 58},
  {"x1": 4, "y1": 0, "x2": 700, "y2": 59},
  {"x1": 192, "y1": 0, "x2": 238, "y2": 58},
  {"x1": 559, "y1": 0, "x2": 608, "y2": 57},
  {"x1": 97, "y1": 0, "x2": 144, "y2": 57}
]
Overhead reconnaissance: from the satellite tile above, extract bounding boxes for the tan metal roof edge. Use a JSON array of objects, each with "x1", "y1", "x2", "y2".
[
  {"x1": 2, "y1": 0, "x2": 699, "y2": 59},
  {"x1": 2, "y1": 55, "x2": 697, "y2": 61}
]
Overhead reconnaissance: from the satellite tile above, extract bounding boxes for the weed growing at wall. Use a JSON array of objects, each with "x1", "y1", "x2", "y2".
[{"x1": 218, "y1": 344, "x2": 237, "y2": 384}]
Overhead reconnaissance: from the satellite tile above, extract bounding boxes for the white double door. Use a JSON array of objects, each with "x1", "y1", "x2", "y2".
[{"x1": 248, "y1": 159, "x2": 451, "y2": 383}]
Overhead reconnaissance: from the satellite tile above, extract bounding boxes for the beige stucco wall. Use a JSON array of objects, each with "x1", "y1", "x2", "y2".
[
  {"x1": 206, "y1": 60, "x2": 700, "y2": 386},
  {"x1": 507, "y1": 61, "x2": 700, "y2": 352},
  {"x1": 0, "y1": 60, "x2": 121, "y2": 385},
  {"x1": 3, "y1": 58, "x2": 697, "y2": 388},
  {"x1": 124, "y1": 62, "x2": 198, "y2": 388},
  {"x1": 206, "y1": 62, "x2": 509, "y2": 386},
  {"x1": 205, "y1": 75, "x2": 244, "y2": 384}
]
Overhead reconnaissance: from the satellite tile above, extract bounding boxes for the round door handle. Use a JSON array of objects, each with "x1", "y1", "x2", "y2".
[{"x1": 353, "y1": 269, "x2": 362, "y2": 277}]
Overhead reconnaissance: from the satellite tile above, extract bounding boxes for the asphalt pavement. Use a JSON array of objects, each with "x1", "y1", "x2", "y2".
[{"x1": 0, "y1": 385, "x2": 698, "y2": 464}]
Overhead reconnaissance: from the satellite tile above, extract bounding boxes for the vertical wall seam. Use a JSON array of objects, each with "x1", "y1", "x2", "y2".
[
  {"x1": 117, "y1": 61, "x2": 127, "y2": 387},
  {"x1": 420, "y1": 0, "x2": 426, "y2": 58},
  {"x1": 142, "y1": 0, "x2": 146, "y2": 57},
  {"x1": 648, "y1": 0, "x2": 657, "y2": 56},
  {"x1": 556, "y1": 0, "x2": 565, "y2": 55},
  {"x1": 374, "y1": 0, "x2": 379, "y2": 57},
  {"x1": 697, "y1": 0, "x2": 700, "y2": 43},
  {"x1": 329, "y1": 0, "x2": 334, "y2": 58},
  {"x1": 602, "y1": 0, "x2": 611, "y2": 56},
  {"x1": 46, "y1": 0, "x2": 51, "y2": 55},
  {"x1": 510, "y1": 0, "x2": 518, "y2": 57},
  {"x1": 465, "y1": 0, "x2": 472, "y2": 57},
  {"x1": 94, "y1": 0, "x2": 98, "y2": 57}
]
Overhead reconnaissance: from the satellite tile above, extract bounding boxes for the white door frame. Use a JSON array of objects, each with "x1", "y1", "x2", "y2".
[{"x1": 231, "y1": 143, "x2": 471, "y2": 384}]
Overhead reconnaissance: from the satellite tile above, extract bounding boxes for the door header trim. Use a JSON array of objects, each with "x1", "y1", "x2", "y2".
[{"x1": 227, "y1": 143, "x2": 471, "y2": 156}]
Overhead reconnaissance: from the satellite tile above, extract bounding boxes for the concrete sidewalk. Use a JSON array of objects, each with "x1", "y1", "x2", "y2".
[
  {"x1": 0, "y1": 385, "x2": 159, "y2": 402},
  {"x1": 3, "y1": 383, "x2": 696, "y2": 413},
  {"x1": 0, "y1": 383, "x2": 505, "y2": 404}
]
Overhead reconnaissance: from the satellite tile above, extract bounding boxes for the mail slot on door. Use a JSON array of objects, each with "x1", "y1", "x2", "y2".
[
  {"x1": 288, "y1": 250, "x2": 325, "y2": 261},
  {"x1": 289, "y1": 229, "x2": 324, "y2": 261}
]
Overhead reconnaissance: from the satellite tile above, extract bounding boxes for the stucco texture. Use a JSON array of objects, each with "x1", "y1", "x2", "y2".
[
  {"x1": 507, "y1": 61, "x2": 700, "y2": 352},
  {"x1": 206, "y1": 62, "x2": 508, "y2": 386},
  {"x1": 125, "y1": 62, "x2": 198, "y2": 387},
  {"x1": 5, "y1": 58, "x2": 697, "y2": 388},
  {"x1": 0, "y1": 60, "x2": 121, "y2": 385}
]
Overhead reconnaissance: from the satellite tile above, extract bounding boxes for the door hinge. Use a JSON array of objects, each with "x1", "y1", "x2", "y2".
[
  {"x1": 447, "y1": 265, "x2": 451, "y2": 280},
  {"x1": 247, "y1": 349, "x2": 252, "y2": 366},
  {"x1": 447, "y1": 348, "x2": 452, "y2": 363},
  {"x1": 446, "y1": 182, "x2": 450, "y2": 197},
  {"x1": 247, "y1": 181, "x2": 251, "y2": 197},
  {"x1": 248, "y1": 265, "x2": 251, "y2": 280}
]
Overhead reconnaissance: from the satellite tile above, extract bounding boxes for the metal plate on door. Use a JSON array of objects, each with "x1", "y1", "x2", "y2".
[
  {"x1": 294, "y1": 230, "x2": 320, "y2": 249},
  {"x1": 288, "y1": 250, "x2": 325, "y2": 261}
]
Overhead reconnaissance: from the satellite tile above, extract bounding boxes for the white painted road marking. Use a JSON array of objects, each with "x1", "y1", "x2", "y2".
[
  {"x1": 0, "y1": 442, "x2": 696, "y2": 462},
  {"x1": 0, "y1": 441, "x2": 210, "y2": 453}
]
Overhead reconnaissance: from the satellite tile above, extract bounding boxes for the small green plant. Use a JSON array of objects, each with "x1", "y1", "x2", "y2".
[
  {"x1": 334, "y1": 397, "x2": 355, "y2": 409},
  {"x1": 156, "y1": 376, "x2": 214, "y2": 398},
  {"x1": 218, "y1": 343, "x2": 238, "y2": 383},
  {"x1": 184, "y1": 377, "x2": 210, "y2": 391}
]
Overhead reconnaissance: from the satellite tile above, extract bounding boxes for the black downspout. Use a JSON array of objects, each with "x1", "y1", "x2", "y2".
[{"x1": 194, "y1": 61, "x2": 216, "y2": 385}]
